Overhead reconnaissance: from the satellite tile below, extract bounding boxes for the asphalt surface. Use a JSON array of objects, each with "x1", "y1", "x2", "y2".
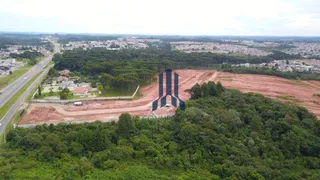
[
  {"x1": 0, "y1": 42, "x2": 60, "y2": 134},
  {"x1": 0, "y1": 55, "x2": 53, "y2": 108}
]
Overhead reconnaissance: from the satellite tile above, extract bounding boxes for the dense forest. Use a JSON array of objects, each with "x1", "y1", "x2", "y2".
[
  {"x1": 0, "y1": 34, "x2": 49, "y2": 49},
  {"x1": 267, "y1": 50, "x2": 300, "y2": 60},
  {"x1": 53, "y1": 47, "x2": 297, "y2": 72},
  {"x1": 10, "y1": 51, "x2": 44, "y2": 65},
  {"x1": 1, "y1": 82, "x2": 320, "y2": 179},
  {"x1": 52, "y1": 47, "x2": 300, "y2": 91}
]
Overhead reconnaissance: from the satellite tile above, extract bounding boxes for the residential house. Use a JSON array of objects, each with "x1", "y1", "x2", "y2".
[
  {"x1": 59, "y1": 69, "x2": 70, "y2": 76},
  {"x1": 78, "y1": 83, "x2": 90, "y2": 87},
  {"x1": 72, "y1": 87, "x2": 89, "y2": 96},
  {"x1": 60, "y1": 81, "x2": 77, "y2": 90},
  {"x1": 57, "y1": 76, "x2": 69, "y2": 82}
]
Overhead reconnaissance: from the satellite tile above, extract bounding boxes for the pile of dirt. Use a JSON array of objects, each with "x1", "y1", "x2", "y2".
[{"x1": 19, "y1": 106, "x2": 63, "y2": 124}]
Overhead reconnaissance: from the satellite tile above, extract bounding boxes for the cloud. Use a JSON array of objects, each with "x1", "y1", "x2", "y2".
[{"x1": 0, "y1": 0, "x2": 320, "y2": 35}]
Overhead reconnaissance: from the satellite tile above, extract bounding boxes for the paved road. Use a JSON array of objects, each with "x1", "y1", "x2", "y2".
[
  {"x1": 0, "y1": 45, "x2": 58, "y2": 108},
  {"x1": 0, "y1": 68, "x2": 51, "y2": 134},
  {"x1": 0, "y1": 42, "x2": 60, "y2": 134}
]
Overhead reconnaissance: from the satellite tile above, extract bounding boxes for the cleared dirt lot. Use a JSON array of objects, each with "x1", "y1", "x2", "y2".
[
  {"x1": 20, "y1": 70, "x2": 217, "y2": 124},
  {"x1": 217, "y1": 72, "x2": 320, "y2": 119},
  {"x1": 20, "y1": 70, "x2": 320, "y2": 125}
]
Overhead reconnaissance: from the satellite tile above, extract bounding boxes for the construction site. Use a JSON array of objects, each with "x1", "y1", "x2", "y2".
[{"x1": 19, "y1": 70, "x2": 320, "y2": 126}]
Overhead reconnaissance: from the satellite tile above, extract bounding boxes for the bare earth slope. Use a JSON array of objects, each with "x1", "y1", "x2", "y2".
[
  {"x1": 20, "y1": 70, "x2": 320, "y2": 125},
  {"x1": 217, "y1": 72, "x2": 320, "y2": 119}
]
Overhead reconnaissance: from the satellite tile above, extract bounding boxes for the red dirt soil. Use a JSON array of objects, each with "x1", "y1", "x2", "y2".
[
  {"x1": 20, "y1": 70, "x2": 320, "y2": 125},
  {"x1": 20, "y1": 70, "x2": 217, "y2": 124},
  {"x1": 217, "y1": 72, "x2": 320, "y2": 119}
]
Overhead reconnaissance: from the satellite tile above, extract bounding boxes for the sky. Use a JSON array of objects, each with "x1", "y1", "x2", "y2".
[{"x1": 0, "y1": 0, "x2": 320, "y2": 36}]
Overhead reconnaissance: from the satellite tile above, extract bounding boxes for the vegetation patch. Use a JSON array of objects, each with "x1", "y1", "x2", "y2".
[
  {"x1": 313, "y1": 93, "x2": 320, "y2": 97},
  {"x1": 277, "y1": 95, "x2": 295, "y2": 100},
  {"x1": 10, "y1": 51, "x2": 44, "y2": 65},
  {"x1": 276, "y1": 95, "x2": 304, "y2": 103},
  {"x1": 312, "y1": 101, "x2": 320, "y2": 106},
  {"x1": 97, "y1": 85, "x2": 137, "y2": 97},
  {"x1": 289, "y1": 80, "x2": 313, "y2": 87}
]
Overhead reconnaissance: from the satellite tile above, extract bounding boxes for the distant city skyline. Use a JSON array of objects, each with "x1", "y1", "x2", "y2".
[{"x1": 1, "y1": 0, "x2": 320, "y2": 36}]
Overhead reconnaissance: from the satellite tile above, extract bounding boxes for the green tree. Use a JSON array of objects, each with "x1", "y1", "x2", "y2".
[
  {"x1": 208, "y1": 81, "x2": 217, "y2": 96},
  {"x1": 117, "y1": 113, "x2": 136, "y2": 138},
  {"x1": 48, "y1": 67, "x2": 57, "y2": 77},
  {"x1": 201, "y1": 82, "x2": 209, "y2": 97},
  {"x1": 59, "y1": 87, "x2": 71, "y2": 100},
  {"x1": 38, "y1": 86, "x2": 42, "y2": 96},
  {"x1": 216, "y1": 81, "x2": 224, "y2": 94},
  {"x1": 49, "y1": 87, "x2": 54, "y2": 96},
  {"x1": 99, "y1": 73, "x2": 114, "y2": 88},
  {"x1": 186, "y1": 83, "x2": 202, "y2": 99},
  {"x1": 77, "y1": 157, "x2": 93, "y2": 177}
]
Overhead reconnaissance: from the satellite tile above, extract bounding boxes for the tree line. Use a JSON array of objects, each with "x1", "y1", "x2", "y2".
[
  {"x1": 57, "y1": 35, "x2": 119, "y2": 44},
  {"x1": 10, "y1": 51, "x2": 44, "y2": 65},
  {"x1": 0, "y1": 34, "x2": 50, "y2": 49},
  {"x1": 52, "y1": 47, "x2": 301, "y2": 92},
  {"x1": 53, "y1": 47, "x2": 287, "y2": 72},
  {"x1": 219, "y1": 65, "x2": 320, "y2": 81}
]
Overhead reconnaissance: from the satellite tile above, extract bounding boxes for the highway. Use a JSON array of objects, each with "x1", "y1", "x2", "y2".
[
  {"x1": 0, "y1": 41, "x2": 60, "y2": 134},
  {"x1": 0, "y1": 55, "x2": 52, "y2": 108},
  {"x1": 0, "y1": 44, "x2": 58, "y2": 108}
]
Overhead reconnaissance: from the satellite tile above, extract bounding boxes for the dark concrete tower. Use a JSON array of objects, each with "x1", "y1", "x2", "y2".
[{"x1": 152, "y1": 69, "x2": 185, "y2": 111}]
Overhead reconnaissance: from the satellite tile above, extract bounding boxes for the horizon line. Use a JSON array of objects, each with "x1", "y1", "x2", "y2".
[{"x1": 1, "y1": 31, "x2": 320, "y2": 38}]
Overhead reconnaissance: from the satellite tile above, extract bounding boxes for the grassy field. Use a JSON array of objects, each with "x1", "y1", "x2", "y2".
[
  {"x1": 276, "y1": 95, "x2": 304, "y2": 103},
  {"x1": 45, "y1": 61, "x2": 54, "y2": 69},
  {"x1": 277, "y1": 95, "x2": 294, "y2": 100},
  {"x1": 132, "y1": 91, "x2": 143, "y2": 100},
  {"x1": 0, "y1": 71, "x2": 42, "y2": 120},
  {"x1": 288, "y1": 80, "x2": 314, "y2": 88},
  {"x1": 33, "y1": 91, "x2": 83, "y2": 100},
  {"x1": 99, "y1": 86, "x2": 136, "y2": 97},
  {"x1": 0, "y1": 65, "x2": 31, "y2": 90},
  {"x1": 26, "y1": 70, "x2": 50, "y2": 101}
]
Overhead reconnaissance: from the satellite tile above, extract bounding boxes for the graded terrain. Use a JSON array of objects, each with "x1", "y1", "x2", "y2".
[{"x1": 20, "y1": 70, "x2": 320, "y2": 125}]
